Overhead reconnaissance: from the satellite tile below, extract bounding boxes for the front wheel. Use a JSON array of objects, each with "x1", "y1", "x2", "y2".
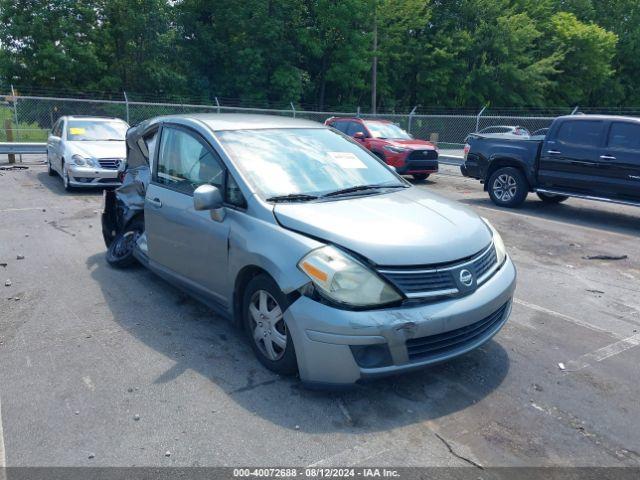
[
  {"x1": 243, "y1": 274, "x2": 298, "y2": 376},
  {"x1": 412, "y1": 173, "x2": 430, "y2": 181},
  {"x1": 106, "y1": 218, "x2": 144, "y2": 268},
  {"x1": 61, "y1": 162, "x2": 73, "y2": 192},
  {"x1": 537, "y1": 192, "x2": 569, "y2": 204},
  {"x1": 488, "y1": 167, "x2": 528, "y2": 208},
  {"x1": 47, "y1": 151, "x2": 55, "y2": 176}
]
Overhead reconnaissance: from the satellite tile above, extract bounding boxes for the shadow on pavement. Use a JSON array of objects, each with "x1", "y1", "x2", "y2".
[
  {"x1": 460, "y1": 196, "x2": 640, "y2": 237},
  {"x1": 36, "y1": 170, "x2": 107, "y2": 197},
  {"x1": 87, "y1": 251, "x2": 510, "y2": 434}
]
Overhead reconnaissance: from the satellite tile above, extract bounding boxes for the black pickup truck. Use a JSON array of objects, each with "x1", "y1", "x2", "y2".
[{"x1": 461, "y1": 115, "x2": 640, "y2": 208}]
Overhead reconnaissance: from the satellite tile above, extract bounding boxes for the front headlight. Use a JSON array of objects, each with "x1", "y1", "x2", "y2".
[
  {"x1": 72, "y1": 154, "x2": 87, "y2": 166},
  {"x1": 298, "y1": 246, "x2": 402, "y2": 307},
  {"x1": 383, "y1": 145, "x2": 409, "y2": 154},
  {"x1": 72, "y1": 155, "x2": 98, "y2": 167},
  {"x1": 483, "y1": 218, "x2": 507, "y2": 266}
]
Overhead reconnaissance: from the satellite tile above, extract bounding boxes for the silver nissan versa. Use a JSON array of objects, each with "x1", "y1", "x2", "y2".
[{"x1": 102, "y1": 114, "x2": 516, "y2": 387}]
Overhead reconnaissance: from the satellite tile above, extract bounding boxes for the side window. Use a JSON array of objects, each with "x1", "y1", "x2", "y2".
[
  {"x1": 52, "y1": 120, "x2": 63, "y2": 137},
  {"x1": 225, "y1": 172, "x2": 246, "y2": 208},
  {"x1": 346, "y1": 121, "x2": 364, "y2": 136},
  {"x1": 137, "y1": 129, "x2": 158, "y2": 161},
  {"x1": 331, "y1": 121, "x2": 349, "y2": 133},
  {"x1": 556, "y1": 121, "x2": 603, "y2": 147},
  {"x1": 156, "y1": 127, "x2": 224, "y2": 194},
  {"x1": 608, "y1": 122, "x2": 640, "y2": 151}
]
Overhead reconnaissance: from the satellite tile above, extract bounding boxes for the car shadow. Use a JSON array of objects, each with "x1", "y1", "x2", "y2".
[
  {"x1": 36, "y1": 170, "x2": 107, "y2": 197},
  {"x1": 86, "y1": 252, "x2": 510, "y2": 434},
  {"x1": 460, "y1": 196, "x2": 640, "y2": 238}
]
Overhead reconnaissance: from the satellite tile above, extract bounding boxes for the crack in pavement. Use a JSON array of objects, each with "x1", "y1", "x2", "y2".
[{"x1": 434, "y1": 432, "x2": 483, "y2": 469}]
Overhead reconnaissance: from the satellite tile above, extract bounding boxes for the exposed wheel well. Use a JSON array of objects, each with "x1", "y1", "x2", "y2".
[{"x1": 484, "y1": 159, "x2": 528, "y2": 191}]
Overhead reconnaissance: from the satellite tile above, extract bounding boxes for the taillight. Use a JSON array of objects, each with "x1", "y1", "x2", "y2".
[{"x1": 464, "y1": 144, "x2": 470, "y2": 157}]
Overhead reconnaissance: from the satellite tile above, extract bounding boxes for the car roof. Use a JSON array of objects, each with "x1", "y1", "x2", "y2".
[
  {"x1": 555, "y1": 114, "x2": 640, "y2": 123},
  {"x1": 150, "y1": 113, "x2": 323, "y2": 131},
  {"x1": 64, "y1": 115, "x2": 127, "y2": 123},
  {"x1": 327, "y1": 117, "x2": 392, "y2": 124}
]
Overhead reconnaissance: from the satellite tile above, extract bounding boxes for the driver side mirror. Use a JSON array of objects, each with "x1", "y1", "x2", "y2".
[
  {"x1": 193, "y1": 184, "x2": 225, "y2": 222},
  {"x1": 353, "y1": 131, "x2": 366, "y2": 141}
]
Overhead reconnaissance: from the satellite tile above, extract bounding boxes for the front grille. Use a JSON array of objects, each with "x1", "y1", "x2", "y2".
[
  {"x1": 98, "y1": 158, "x2": 122, "y2": 170},
  {"x1": 406, "y1": 302, "x2": 509, "y2": 361},
  {"x1": 378, "y1": 243, "x2": 499, "y2": 299},
  {"x1": 408, "y1": 149, "x2": 438, "y2": 161}
]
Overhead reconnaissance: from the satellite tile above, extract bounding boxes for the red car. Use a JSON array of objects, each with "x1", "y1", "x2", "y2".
[{"x1": 324, "y1": 117, "x2": 438, "y2": 180}]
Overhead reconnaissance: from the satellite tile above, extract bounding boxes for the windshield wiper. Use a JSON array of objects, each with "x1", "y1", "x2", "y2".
[
  {"x1": 322, "y1": 184, "x2": 405, "y2": 198},
  {"x1": 266, "y1": 193, "x2": 319, "y2": 203}
]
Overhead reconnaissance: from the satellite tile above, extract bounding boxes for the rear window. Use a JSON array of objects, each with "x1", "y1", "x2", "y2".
[
  {"x1": 556, "y1": 121, "x2": 603, "y2": 147},
  {"x1": 608, "y1": 122, "x2": 640, "y2": 150}
]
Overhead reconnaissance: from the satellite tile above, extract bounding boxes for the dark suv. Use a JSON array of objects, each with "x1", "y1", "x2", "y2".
[{"x1": 325, "y1": 117, "x2": 438, "y2": 181}]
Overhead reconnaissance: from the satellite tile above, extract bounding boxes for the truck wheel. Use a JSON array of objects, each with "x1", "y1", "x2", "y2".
[
  {"x1": 412, "y1": 173, "x2": 430, "y2": 181},
  {"x1": 106, "y1": 218, "x2": 144, "y2": 268},
  {"x1": 537, "y1": 192, "x2": 569, "y2": 204},
  {"x1": 488, "y1": 167, "x2": 528, "y2": 208},
  {"x1": 243, "y1": 274, "x2": 298, "y2": 376}
]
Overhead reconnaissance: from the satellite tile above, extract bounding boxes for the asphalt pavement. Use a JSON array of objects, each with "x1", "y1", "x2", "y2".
[{"x1": 1, "y1": 160, "x2": 639, "y2": 468}]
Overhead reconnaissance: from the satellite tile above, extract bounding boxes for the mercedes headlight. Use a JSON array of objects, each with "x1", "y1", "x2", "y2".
[
  {"x1": 298, "y1": 246, "x2": 402, "y2": 307},
  {"x1": 383, "y1": 145, "x2": 409, "y2": 154},
  {"x1": 483, "y1": 218, "x2": 507, "y2": 266},
  {"x1": 72, "y1": 155, "x2": 97, "y2": 167}
]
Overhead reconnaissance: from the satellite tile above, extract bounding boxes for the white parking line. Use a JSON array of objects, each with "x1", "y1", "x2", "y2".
[
  {"x1": 564, "y1": 333, "x2": 640, "y2": 372},
  {"x1": 0, "y1": 394, "x2": 6, "y2": 467},
  {"x1": 513, "y1": 298, "x2": 623, "y2": 339}
]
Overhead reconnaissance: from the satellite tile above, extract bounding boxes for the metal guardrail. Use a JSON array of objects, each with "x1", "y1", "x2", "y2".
[{"x1": 0, "y1": 142, "x2": 47, "y2": 155}]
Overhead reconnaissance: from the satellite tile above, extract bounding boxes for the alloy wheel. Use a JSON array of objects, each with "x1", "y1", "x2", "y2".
[
  {"x1": 249, "y1": 290, "x2": 287, "y2": 361},
  {"x1": 493, "y1": 174, "x2": 517, "y2": 202}
]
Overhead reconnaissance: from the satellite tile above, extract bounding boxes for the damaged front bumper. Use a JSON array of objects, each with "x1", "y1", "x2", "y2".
[{"x1": 285, "y1": 256, "x2": 516, "y2": 386}]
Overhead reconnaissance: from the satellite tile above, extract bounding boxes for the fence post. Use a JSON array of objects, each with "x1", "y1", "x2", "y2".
[
  {"x1": 4, "y1": 119, "x2": 15, "y2": 164},
  {"x1": 215, "y1": 97, "x2": 221, "y2": 114},
  {"x1": 571, "y1": 106, "x2": 579, "y2": 115},
  {"x1": 290, "y1": 102, "x2": 296, "y2": 118},
  {"x1": 123, "y1": 90, "x2": 130, "y2": 124},
  {"x1": 357, "y1": 106, "x2": 361, "y2": 118},
  {"x1": 407, "y1": 106, "x2": 417, "y2": 134},
  {"x1": 10, "y1": 85, "x2": 22, "y2": 161},
  {"x1": 475, "y1": 104, "x2": 488, "y2": 132}
]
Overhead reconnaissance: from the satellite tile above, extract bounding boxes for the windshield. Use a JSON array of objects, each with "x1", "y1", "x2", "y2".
[
  {"x1": 216, "y1": 128, "x2": 404, "y2": 199},
  {"x1": 66, "y1": 120, "x2": 128, "y2": 141},
  {"x1": 364, "y1": 121, "x2": 411, "y2": 139}
]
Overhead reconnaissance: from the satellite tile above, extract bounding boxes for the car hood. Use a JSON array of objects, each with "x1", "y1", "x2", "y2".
[
  {"x1": 273, "y1": 188, "x2": 492, "y2": 266},
  {"x1": 66, "y1": 141, "x2": 126, "y2": 159},
  {"x1": 384, "y1": 139, "x2": 436, "y2": 150}
]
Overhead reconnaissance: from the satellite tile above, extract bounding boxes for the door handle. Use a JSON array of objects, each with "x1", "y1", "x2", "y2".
[
  {"x1": 147, "y1": 197, "x2": 162, "y2": 208},
  {"x1": 547, "y1": 150, "x2": 561, "y2": 155},
  {"x1": 600, "y1": 155, "x2": 616, "y2": 160}
]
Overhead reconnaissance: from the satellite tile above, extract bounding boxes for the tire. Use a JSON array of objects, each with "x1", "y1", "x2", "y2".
[
  {"x1": 106, "y1": 218, "x2": 144, "y2": 268},
  {"x1": 61, "y1": 161, "x2": 73, "y2": 192},
  {"x1": 488, "y1": 167, "x2": 528, "y2": 208},
  {"x1": 47, "y1": 151, "x2": 55, "y2": 176},
  {"x1": 412, "y1": 173, "x2": 430, "y2": 181},
  {"x1": 537, "y1": 192, "x2": 569, "y2": 204},
  {"x1": 242, "y1": 274, "x2": 298, "y2": 376}
]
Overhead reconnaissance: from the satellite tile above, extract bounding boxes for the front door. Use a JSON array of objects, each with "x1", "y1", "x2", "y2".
[
  {"x1": 538, "y1": 119, "x2": 607, "y2": 194},
  {"x1": 601, "y1": 121, "x2": 640, "y2": 201},
  {"x1": 145, "y1": 124, "x2": 230, "y2": 306}
]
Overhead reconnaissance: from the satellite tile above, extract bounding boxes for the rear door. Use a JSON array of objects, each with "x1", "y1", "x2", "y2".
[
  {"x1": 602, "y1": 121, "x2": 640, "y2": 200},
  {"x1": 145, "y1": 124, "x2": 230, "y2": 306},
  {"x1": 538, "y1": 119, "x2": 607, "y2": 194}
]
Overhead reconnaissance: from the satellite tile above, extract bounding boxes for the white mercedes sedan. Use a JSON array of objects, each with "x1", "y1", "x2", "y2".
[{"x1": 47, "y1": 116, "x2": 129, "y2": 191}]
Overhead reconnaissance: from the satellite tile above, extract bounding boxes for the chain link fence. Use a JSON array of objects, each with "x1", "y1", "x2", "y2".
[{"x1": 3, "y1": 91, "x2": 634, "y2": 160}]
